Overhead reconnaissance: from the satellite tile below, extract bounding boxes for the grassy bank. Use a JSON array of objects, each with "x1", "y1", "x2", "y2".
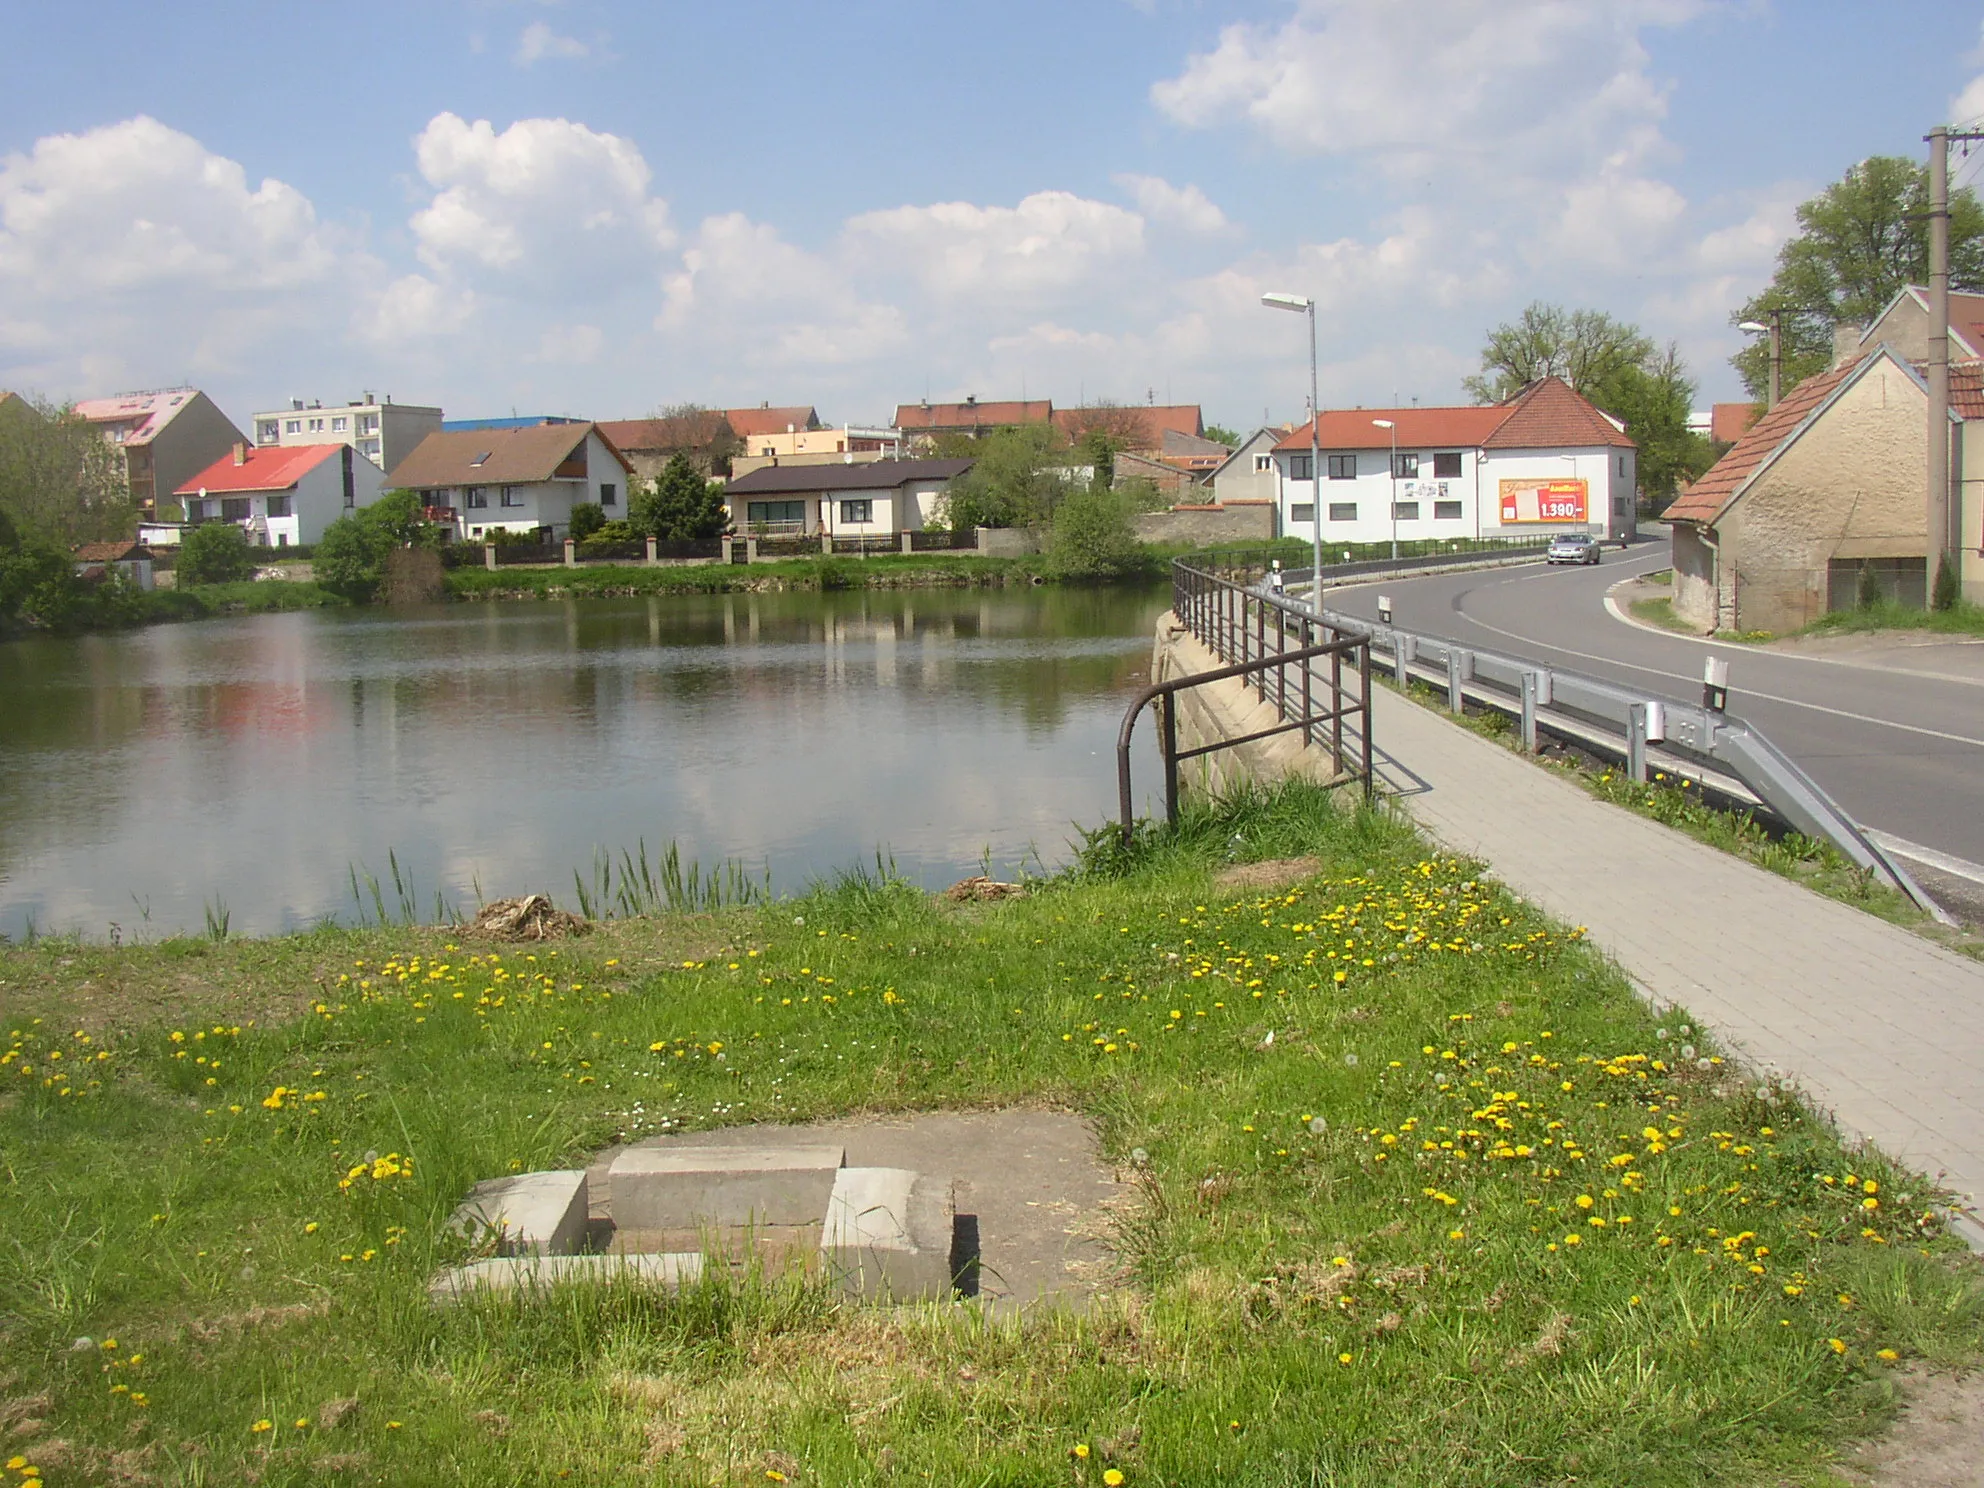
[
  {"x1": 444, "y1": 552, "x2": 1053, "y2": 600},
  {"x1": 0, "y1": 783, "x2": 1975, "y2": 1485},
  {"x1": 1803, "y1": 599, "x2": 1984, "y2": 637}
]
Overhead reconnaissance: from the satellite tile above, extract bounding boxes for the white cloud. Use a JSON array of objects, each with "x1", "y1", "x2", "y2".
[
  {"x1": 516, "y1": 21, "x2": 590, "y2": 66},
  {"x1": 1115, "y1": 173, "x2": 1230, "y2": 234},
  {"x1": 1152, "y1": 0, "x2": 1694, "y2": 180},
  {"x1": 363, "y1": 274, "x2": 476, "y2": 344},
  {"x1": 409, "y1": 113, "x2": 673, "y2": 290},
  {"x1": 0, "y1": 115, "x2": 371, "y2": 393},
  {"x1": 533, "y1": 322, "x2": 604, "y2": 364},
  {"x1": 843, "y1": 191, "x2": 1144, "y2": 300}
]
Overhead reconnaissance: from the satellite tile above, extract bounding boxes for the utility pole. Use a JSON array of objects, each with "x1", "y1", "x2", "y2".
[
  {"x1": 1926, "y1": 126, "x2": 1984, "y2": 604},
  {"x1": 1929, "y1": 124, "x2": 1951, "y2": 603}
]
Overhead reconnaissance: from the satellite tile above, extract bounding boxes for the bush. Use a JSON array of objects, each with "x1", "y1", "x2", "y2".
[
  {"x1": 632, "y1": 454, "x2": 729, "y2": 540},
  {"x1": 1933, "y1": 553, "x2": 1962, "y2": 611},
  {"x1": 1046, "y1": 485, "x2": 1148, "y2": 581},
  {"x1": 316, "y1": 491, "x2": 441, "y2": 603},
  {"x1": 590, "y1": 519, "x2": 635, "y2": 542},
  {"x1": 1856, "y1": 561, "x2": 1881, "y2": 610},
  {"x1": 569, "y1": 502, "x2": 606, "y2": 541},
  {"x1": 177, "y1": 522, "x2": 257, "y2": 585}
]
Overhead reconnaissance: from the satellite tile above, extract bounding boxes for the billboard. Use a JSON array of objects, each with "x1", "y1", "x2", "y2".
[{"x1": 1498, "y1": 477, "x2": 1588, "y2": 524}]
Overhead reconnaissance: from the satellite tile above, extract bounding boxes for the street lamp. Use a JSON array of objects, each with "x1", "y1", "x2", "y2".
[
  {"x1": 1738, "y1": 311, "x2": 1783, "y2": 410},
  {"x1": 1262, "y1": 291, "x2": 1321, "y2": 599},
  {"x1": 1372, "y1": 418, "x2": 1398, "y2": 560}
]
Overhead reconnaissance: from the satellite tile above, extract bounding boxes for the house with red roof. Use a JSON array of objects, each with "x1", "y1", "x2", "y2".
[
  {"x1": 1664, "y1": 346, "x2": 1948, "y2": 633},
  {"x1": 1270, "y1": 377, "x2": 1638, "y2": 549},
  {"x1": 72, "y1": 388, "x2": 244, "y2": 522},
  {"x1": 894, "y1": 397, "x2": 1052, "y2": 444},
  {"x1": 172, "y1": 441, "x2": 385, "y2": 548}
]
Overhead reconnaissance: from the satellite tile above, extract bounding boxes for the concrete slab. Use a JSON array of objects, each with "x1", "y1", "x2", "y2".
[
  {"x1": 428, "y1": 1251, "x2": 703, "y2": 1301},
  {"x1": 608, "y1": 1144, "x2": 844, "y2": 1231},
  {"x1": 821, "y1": 1167, "x2": 956, "y2": 1301},
  {"x1": 448, "y1": 1170, "x2": 589, "y2": 1257}
]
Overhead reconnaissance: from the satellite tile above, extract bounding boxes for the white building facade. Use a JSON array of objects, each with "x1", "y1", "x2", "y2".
[
  {"x1": 1272, "y1": 379, "x2": 1638, "y2": 550},
  {"x1": 173, "y1": 442, "x2": 386, "y2": 547},
  {"x1": 252, "y1": 394, "x2": 442, "y2": 471},
  {"x1": 387, "y1": 424, "x2": 633, "y2": 542}
]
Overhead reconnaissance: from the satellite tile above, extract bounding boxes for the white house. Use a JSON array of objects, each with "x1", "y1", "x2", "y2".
[
  {"x1": 723, "y1": 458, "x2": 976, "y2": 537},
  {"x1": 387, "y1": 424, "x2": 634, "y2": 542},
  {"x1": 251, "y1": 393, "x2": 442, "y2": 471},
  {"x1": 1271, "y1": 378, "x2": 1638, "y2": 549},
  {"x1": 172, "y1": 441, "x2": 385, "y2": 547}
]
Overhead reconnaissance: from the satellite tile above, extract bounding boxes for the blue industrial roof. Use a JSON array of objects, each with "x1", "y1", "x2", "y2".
[{"x1": 440, "y1": 415, "x2": 583, "y2": 432}]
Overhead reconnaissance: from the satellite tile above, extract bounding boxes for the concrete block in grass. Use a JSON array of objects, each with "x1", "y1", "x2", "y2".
[
  {"x1": 608, "y1": 1144, "x2": 844, "y2": 1230},
  {"x1": 820, "y1": 1167, "x2": 956, "y2": 1301},
  {"x1": 449, "y1": 1170, "x2": 589, "y2": 1256}
]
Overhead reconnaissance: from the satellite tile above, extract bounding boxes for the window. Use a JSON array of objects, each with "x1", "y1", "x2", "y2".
[
  {"x1": 308, "y1": 418, "x2": 324, "y2": 433},
  {"x1": 1433, "y1": 452, "x2": 1462, "y2": 479},
  {"x1": 258, "y1": 421, "x2": 280, "y2": 444},
  {"x1": 1327, "y1": 454, "x2": 1357, "y2": 480},
  {"x1": 266, "y1": 494, "x2": 293, "y2": 517},
  {"x1": 1328, "y1": 502, "x2": 1357, "y2": 522},
  {"x1": 221, "y1": 497, "x2": 250, "y2": 522},
  {"x1": 276, "y1": 534, "x2": 289, "y2": 547},
  {"x1": 285, "y1": 419, "x2": 301, "y2": 435},
  {"x1": 1392, "y1": 501, "x2": 1420, "y2": 521},
  {"x1": 1288, "y1": 455, "x2": 1314, "y2": 480},
  {"x1": 1254, "y1": 453, "x2": 1273, "y2": 472},
  {"x1": 466, "y1": 487, "x2": 488, "y2": 509},
  {"x1": 747, "y1": 500, "x2": 807, "y2": 526},
  {"x1": 839, "y1": 499, "x2": 872, "y2": 523},
  {"x1": 1433, "y1": 500, "x2": 1463, "y2": 520},
  {"x1": 359, "y1": 415, "x2": 378, "y2": 434},
  {"x1": 1392, "y1": 452, "x2": 1418, "y2": 479},
  {"x1": 331, "y1": 416, "x2": 348, "y2": 433},
  {"x1": 1290, "y1": 503, "x2": 1315, "y2": 524},
  {"x1": 1619, "y1": 455, "x2": 1627, "y2": 475},
  {"x1": 599, "y1": 482, "x2": 617, "y2": 508},
  {"x1": 501, "y1": 486, "x2": 524, "y2": 507}
]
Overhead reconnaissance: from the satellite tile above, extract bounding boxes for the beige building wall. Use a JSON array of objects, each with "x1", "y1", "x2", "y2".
[
  {"x1": 148, "y1": 393, "x2": 247, "y2": 521},
  {"x1": 1718, "y1": 360, "x2": 1927, "y2": 633},
  {"x1": 1669, "y1": 523, "x2": 1720, "y2": 631},
  {"x1": 1959, "y1": 422, "x2": 1984, "y2": 605}
]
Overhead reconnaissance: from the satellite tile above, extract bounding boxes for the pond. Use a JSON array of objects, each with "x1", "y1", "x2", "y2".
[{"x1": 0, "y1": 585, "x2": 1173, "y2": 938}]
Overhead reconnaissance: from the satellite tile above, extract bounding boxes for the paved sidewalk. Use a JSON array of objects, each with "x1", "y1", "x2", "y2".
[{"x1": 1370, "y1": 685, "x2": 1984, "y2": 1225}]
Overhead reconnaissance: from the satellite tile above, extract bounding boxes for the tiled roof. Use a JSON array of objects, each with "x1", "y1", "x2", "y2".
[
  {"x1": 893, "y1": 400, "x2": 1052, "y2": 432},
  {"x1": 1950, "y1": 360, "x2": 1984, "y2": 419},
  {"x1": 725, "y1": 405, "x2": 820, "y2": 438},
  {"x1": 1709, "y1": 402, "x2": 1762, "y2": 444},
  {"x1": 174, "y1": 443, "x2": 342, "y2": 496},
  {"x1": 1483, "y1": 376, "x2": 1634, "y2": 449},
  {"x1": 725, "y1": 459, "x2": 974, "y2": 494},
  {"x1": 1053, "y1": 404, "x2": 1205, "y2": 447},
  {"x1": 386, "y1": 425, "x2": 627, "y2": 488},
  {"x1": 1663, "y1": 359, "x2": 1863, "y2": 525},
  {"x1": 73, "y1": 388, "x2": 203, "y2": 445},
  {"x1": 74, "y1": 541, "x2": 147, "y2": 562},
  {"x1": 1273, "y1": 405, "x2": 1512, "y2": 451},
  {"x1": 597, "y1": 413, "x2": 732, "y2": 452}
]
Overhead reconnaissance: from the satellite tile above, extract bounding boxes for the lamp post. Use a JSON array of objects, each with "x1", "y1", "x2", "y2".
[
  {"x1": 1372, "y1": 418, "x2": 1398, "y2": 560},
  {"x1": 1262, "y1": 291, "x2": 1321, "y2": 600},
  {"x1": 1738, "y1": 311, "x2": 1783, "y2": 410}
]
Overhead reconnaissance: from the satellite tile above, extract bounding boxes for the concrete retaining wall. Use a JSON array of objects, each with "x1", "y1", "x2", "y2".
[
  {"x1": 1150, "y1": 614, "x2": 1352, "y2": 801},
  {"x1": 1134, "y1": 502, "x2": 1277, "y2": 546}
]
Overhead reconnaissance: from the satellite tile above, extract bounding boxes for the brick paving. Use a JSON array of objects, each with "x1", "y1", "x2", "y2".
[{"x1": 1370, "y1": 686, "x2": 1984, "y2": 1229}]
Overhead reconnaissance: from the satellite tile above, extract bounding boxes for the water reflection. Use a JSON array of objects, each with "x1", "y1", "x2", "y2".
[{"x1": 0, "y1": 584, "x2": 1169, "y2": 937}]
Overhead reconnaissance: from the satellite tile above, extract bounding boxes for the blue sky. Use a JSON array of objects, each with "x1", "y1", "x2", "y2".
[{"x1": 4, "y1": 1, "x2": 1984, "y2": 432}]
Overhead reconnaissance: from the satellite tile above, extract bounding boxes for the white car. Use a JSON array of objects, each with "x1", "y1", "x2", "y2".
[{"x1": 1546, "y1": 532, "x2": 1601, "y2": 565}]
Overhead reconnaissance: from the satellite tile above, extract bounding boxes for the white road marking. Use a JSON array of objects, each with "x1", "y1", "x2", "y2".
[{"x1": 1864, "y1": 831, "x2": 1984, "y2": 888}]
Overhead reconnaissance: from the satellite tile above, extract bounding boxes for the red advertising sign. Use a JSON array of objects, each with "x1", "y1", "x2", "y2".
[{"x1": 1498, "y1": 478, "x2": 1588, "y2": 524}]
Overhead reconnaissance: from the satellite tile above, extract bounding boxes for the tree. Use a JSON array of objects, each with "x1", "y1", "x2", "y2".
[
  {"x1": 1046, "y1": 485, "x2": 1147, "y2": 581},
  {"x1": 633, "y1": 405, "x2": 743, "y2": 477},
  {"x1": 1730, "y1": 155, "x2": 1984, "y2": 397},
  {"x1": 1463, "y1": 303, "x2": 1655, "y2": 403},
  {"x1": 631, "y1": 454, "x2": 729, "y2": 540},
  {"x1": 1203, "y1": 424, "x2": 1241, "y2": 447},
  {"x1": 569, "y1": 502, "x2": 606, "y2": 541},
  {"x1": 1467, "y1": 304, "x2": 1715, "y2": 510},
  {"x1": 0, "y1": 396, "x2": 133, "y2": 546},
  {"x1": 177, "y1": 521, "x2": 256, "y2": 586},
  {"x1": 936, "y1": 424, "x2": 1068, "y2": 530},
  {"x1": 314, "y1": 490, "x2": 437, "y2": 603}
]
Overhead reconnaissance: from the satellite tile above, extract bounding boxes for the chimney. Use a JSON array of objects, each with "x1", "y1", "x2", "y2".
[
  {"x1": 291, "y1": 397, "x2": 303, "y2": 411},
  {"x1": 232, "y1": 440, "x2": 249, "y2": 466},
  {"x1": 1832, "y1": 322, "x2": 1865, "y2": 370},
  {"x1": 965, "y1": 393, "x2": 977, "y2": 407}
]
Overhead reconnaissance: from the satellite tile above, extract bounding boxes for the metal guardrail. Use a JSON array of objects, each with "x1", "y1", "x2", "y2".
[
  {"x1": 1174, "y1": 555, "x2": 1949, "y2": 922},
  {"x1": 1116, "y1": 566, "x2": 1373, "y2": 844}
]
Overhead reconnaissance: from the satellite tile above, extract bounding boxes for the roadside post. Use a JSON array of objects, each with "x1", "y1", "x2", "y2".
[{"x1": 1446, "y1": 649, "x2": 1465, "y2": 714}]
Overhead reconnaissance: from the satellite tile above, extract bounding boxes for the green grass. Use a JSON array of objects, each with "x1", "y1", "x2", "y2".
[
  {"x1": 445, "y1": 552, "x2": 1050, "y2": 599},
  {"x1": 0, "y1": 782, "x2": 1976, "y2": 1485},
  {"x1": 1628, "y1": 595, "x2": 1700, "y2": 635},
  {"x1": 1804, "y1": 599, "x2": 1984, "y2": 637}
]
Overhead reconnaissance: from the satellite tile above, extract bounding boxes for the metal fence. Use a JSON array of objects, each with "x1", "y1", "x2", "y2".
[
  {"x1": 911, "y1": 529, "x2": 975, "y2": 552},
  {"x1": 1207, "y1": 561, "x2": 1949, "y2": 921},
  {"x1": 1116, "y1": 562, "x2": 1374, "y2": 842}
]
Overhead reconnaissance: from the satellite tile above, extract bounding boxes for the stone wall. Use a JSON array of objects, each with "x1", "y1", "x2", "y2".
[
  {"x1": 975, "y1": 526, "x2": 1043, "y2": 557},
  {"x1": 1668, "y1": 523, "x2": 1718, "y2": 631},
  {"x1": 1150, "y1": 615, "x2": 1353, "y2": 801},
  {"x1": 1133, "y1": 502, "x2": 1277, "y2": 547}
]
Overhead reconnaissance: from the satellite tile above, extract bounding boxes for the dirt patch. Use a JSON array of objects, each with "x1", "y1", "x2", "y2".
[
  {"x1": 1213, "y1": 857, "x2": 1322, "y2": 893},
  {"x1": 462, "y1": 895, "x2": 590, "y2": 942},
  {"x1": 941, "y1": 877, "x2": 1027, "y2": 903},
  {"x1": 589, "y1": 1108, "x2": 1126, "y2": 1313},
  {"x1": 1841, "y1": 1369, "x2": 1984, "y2": 1487}
]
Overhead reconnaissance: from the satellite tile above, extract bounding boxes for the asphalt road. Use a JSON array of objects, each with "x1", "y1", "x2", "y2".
[{"x1": 1316, "y1": 539, "x2": 1984, "y2": 885}]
